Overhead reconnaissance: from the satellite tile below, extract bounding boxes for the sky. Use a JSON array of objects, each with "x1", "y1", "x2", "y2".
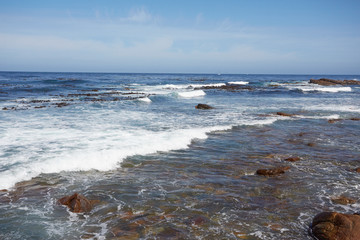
[{"x1": 0, "y1": 0, "x2": 359, "y2": 74}]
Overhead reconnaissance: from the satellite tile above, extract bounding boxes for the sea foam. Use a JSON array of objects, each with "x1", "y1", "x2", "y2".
[
  {"x1": 0, "y1": 125, "x2": 231, "y2": 190},
  {"x1": 228, "y1": 81, "x2": 249, "y2": 85},
  {"x1": 177, "y1": 90, "x2": 206, "y2": 98},
  {"x1": 286, "y1": 84, "x2": 352, "y2": 93}
]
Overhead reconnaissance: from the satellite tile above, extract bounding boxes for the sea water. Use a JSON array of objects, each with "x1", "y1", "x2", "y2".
[{"x1": 0, "y1": 72, "x2": 359, "y2": 239}]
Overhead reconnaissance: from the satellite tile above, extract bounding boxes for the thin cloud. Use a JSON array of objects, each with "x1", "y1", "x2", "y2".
[{"x1": 121, "y1": 6, "x2": 158, "y2": 24}]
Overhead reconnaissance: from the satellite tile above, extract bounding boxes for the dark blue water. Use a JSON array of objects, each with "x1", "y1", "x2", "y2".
[{"x1": 0, "y1": 72, "x2": 360, "y2": 239}]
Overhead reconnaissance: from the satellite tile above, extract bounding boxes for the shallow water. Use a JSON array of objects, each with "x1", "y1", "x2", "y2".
[{"x1": 0, "y1": 72, "x2": 360, "y2": 239}]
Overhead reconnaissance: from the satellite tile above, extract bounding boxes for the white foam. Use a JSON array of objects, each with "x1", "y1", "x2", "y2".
[
  {"x1": 228, "y1": 81, "x2": 249, "y2": 85},
  {"x1": 0, "y1": 125, "x2": 231, "y2": 189},
  {"x1": 137, "y1": 97, "x2": 151, "y2": 103},
  {"x1": 301, "y1": 86, "x2": 352, "y2": 92},
  {"x1": 189, "y1": 83, "x2": 226, "y2": 88},
  {"x1": 177, "y1": 90, "x2": 206, "y2": 98},
  {"x1": 286, "y1": 84, "x2": 352, "y2": 93},
  {"x1": 305, "y1": 105, "x2": 360, "y2": 113}
]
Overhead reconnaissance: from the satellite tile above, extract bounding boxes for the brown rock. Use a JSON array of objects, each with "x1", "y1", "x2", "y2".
[
  {"x1": 284, "y1": 157, "x2": 301, "y2": 162},
  {"x1": 354, "y1": 167, "x2": 360, "y2": 173},
  {"x1": 310, "y1": 78, "x2": 341, "y2": 86},
  {"x1": 331, "y1": 196, "x2": 356, "y2": 205},
  {"x1": 307, "y1": 143, "x2": 316, "y2": 147},
  {"x1": 350, "y1": 118, "x2": 360, "y2": 121},
  {"x1": 58, "y1": 193, "x2": 93, "y2": 213},
  {"x1": 185, "y1": 215, "x2": 209, "y2": 226},
  {"x1": 311, "y1": 212, "x2": 360, "y2": 240},
  {"x1": 195, "y1": 103, "x2": 214, "y2": 110},
  {"x1": 256, "y1": 166, "x2": 290, "y2": 176},
  {"x1": 310, "y1": 78, "x2": 360, "y2": 86},
  {"x1": 276, "y1": 112, "x2": 295, "y2": 117},
  {"x1": 328, "y1": 119, "x2": 343, "y2": 124}
]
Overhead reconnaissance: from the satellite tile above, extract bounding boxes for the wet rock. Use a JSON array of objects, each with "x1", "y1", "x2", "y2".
[
  {"x1": 311, "y1": 212, "x2": 360, "y2": 240},
  {"x1": 157, "y1": 226, "x2": 183, "y2": 239},
  {"x1": 284, "y1": 156, "x2": 301, "y2": 162},
  {"x1": 256, "y1": 166, "x2": 290, "y2": 176},
  {"x1": 350, "y1": 118, "x2": 360, "y2": 121},
  {"x1": 310, "y1": 78, "x2": 360, "y2": 86},
  {"x1": 54, "y1": 102, "x2": 70, "y2": 108},
  {"x1": 185, "y1": 215, "x2": 209, "y2": 226},
  {"x1": 195, "y1": 104, "x2": 214, "y2": 110},
  {"x1": 307, "y1": 142, "x2": 316, "y2": 147},
  {"x1": 331, "y1": 196, "x2": 356, "y2": 205},
  {"x1": 34, "y1": 106, "x2": 46, "y2": 109},
  {"x1": 328, "y1": 119, "x2": 343, "y2": 124},
  {"x1": 276, "y1": 112, "x2": 296, "y2": 117},
  {"x1": 353, "y1": 167, "x2": 360, "y2": 173},
  {"x1": 298, "y1": 132, "x2": 306, "y2": 137},
  {"x1": 58, "y1": 193, "x2": 94, "y2": 213}
]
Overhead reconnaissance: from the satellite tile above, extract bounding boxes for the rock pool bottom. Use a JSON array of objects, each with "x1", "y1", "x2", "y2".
[{"x1": 1, "y1": 118, "x2": 360, "y2": 240}]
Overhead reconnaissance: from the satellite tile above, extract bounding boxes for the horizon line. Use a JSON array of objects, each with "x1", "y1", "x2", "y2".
[{"x1": 1, "y1": 70, "x2": 359, "y2": 76}]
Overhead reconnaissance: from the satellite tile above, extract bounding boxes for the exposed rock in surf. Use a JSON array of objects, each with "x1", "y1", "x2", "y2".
[
  {"x1": 350, "y1": 118, "x2": 360, "y2": 121},
  {"x1": 195, "y1": 104, "x2": 214, "y2": 110},
  {"x1": 353, "y1": 167, "x2": 360, "y2": 173},
  {"x1": 256, "y1": 166, "x2": 290, "y2": 176},
  {"x1": 311, "y1": 212, "x2": 360, "y2": 240},
  {"x1": 58, "y1": 193, "x2": 94, "y2": 213},
  {"x1": 34, "y1": 106, "x2": 46, "y2": 109},
  {"x1": 284, "y1": 157, "x2": 301, "y2": 162},
  {"x1": 310, "y1": 78, "x2": 360, "y2": 86},
  {"x1": 54, "y1": 102, "x2": 71, "y2": 108},
  {"x1": 331, "y1": 196, "x2": 356, "y2": 205},
  {"x1": 328, "y1": 119, "x2": 343, "y2": 124},
  {"x1": 276, "y1": 112, "x2": 296, "y2": 117}
]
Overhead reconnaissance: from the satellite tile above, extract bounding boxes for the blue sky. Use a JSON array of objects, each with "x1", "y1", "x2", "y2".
[{"x1": 0, "y1": 0, "x2": 359, "y2": 74}]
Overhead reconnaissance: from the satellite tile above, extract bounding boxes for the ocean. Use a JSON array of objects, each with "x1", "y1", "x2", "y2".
[{"x1": 0, "y1": 72, "x2": 359, "y2": 239}]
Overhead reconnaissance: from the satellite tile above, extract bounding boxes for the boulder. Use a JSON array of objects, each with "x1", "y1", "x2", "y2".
[
  {"x1": 58, "y1": 193, "x2": 93, "y2": 213},
  {"x1": 195, "y1": 104, "x2": 214, "y2": 110},
  {"x1": 311, "y1": 212, "x2": 360, "y2": 240},
  {"x1": 256, "y1": 166, "x2": 290, "y2": 176}
]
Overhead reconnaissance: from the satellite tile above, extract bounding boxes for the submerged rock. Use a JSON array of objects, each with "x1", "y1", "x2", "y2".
[
  {"x1": 311, "y1": 212, "x2": 360, "y2": 240},
  {"x1": 310, "y1": 78, "x2": 360, "y2": 86},
  {"x1": 195, "y1": 104, "x2": 214, "y2": 110},
  {"x1": 328, "y1": 119, "x2": 343, "y2": 124},
  {"x1": 307, "y1": 142, "x2": 316, "y2": 147},
  {"x1": 284, "y1": 157, "x2": 301, "y2": 162},
  {"x1": 256, "y1": 166, "x2": 290, "y2": 176},
  {"x1": 58, "y1": 193, "x2": 94, "y2": 213},
  {"x1": 331, "y1": 196, "x2": 356, "y2": 205}
]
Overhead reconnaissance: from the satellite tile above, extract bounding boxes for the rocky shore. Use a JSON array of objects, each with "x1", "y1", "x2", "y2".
[{"x1": 310, "y1": 78, "x2": 360, "y2": 86}]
